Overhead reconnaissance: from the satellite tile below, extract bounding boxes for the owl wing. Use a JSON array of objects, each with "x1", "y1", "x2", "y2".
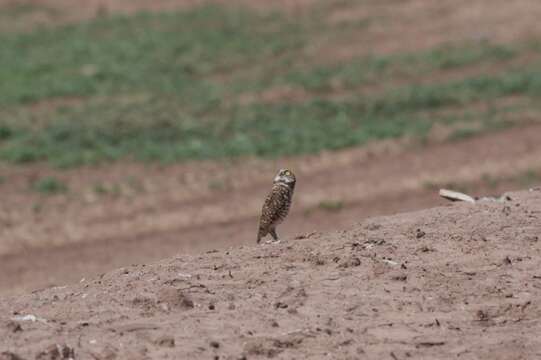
[{"x1": 259, "y1": 186, "x2": 289, "y2": 230}]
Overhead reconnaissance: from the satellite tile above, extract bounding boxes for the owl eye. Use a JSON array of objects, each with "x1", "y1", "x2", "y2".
[{"x1": 284, "y1": 170, "x2": 290, "y2": 175}]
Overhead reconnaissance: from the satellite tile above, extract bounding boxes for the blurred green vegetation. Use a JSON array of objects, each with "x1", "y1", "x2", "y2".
[
  {"x1": 31, "y1": 176, "x2": 68, "y2": 194},
  {"x1": 0, "y1": 4, "x2": 540, "y2": 167}
]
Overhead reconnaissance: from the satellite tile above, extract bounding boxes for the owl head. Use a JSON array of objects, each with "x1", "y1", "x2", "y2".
[{"x1": 274, "y1": 168, "x2": 296, "y2": 187}]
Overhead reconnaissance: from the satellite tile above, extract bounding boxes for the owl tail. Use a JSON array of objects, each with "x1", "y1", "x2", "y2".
[{"x1": 257, "y1": 226, "x2": 265, "y2": 244}]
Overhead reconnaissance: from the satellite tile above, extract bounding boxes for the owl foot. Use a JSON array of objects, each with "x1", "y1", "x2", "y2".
[{"x1": 265, "y1": 239, "x2": 281, "y2": 245}]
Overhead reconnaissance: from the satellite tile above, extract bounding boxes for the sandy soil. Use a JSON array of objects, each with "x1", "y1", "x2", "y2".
[
  {"x1": 1, "y1": 4, "x2": 540, "y2": 356},
  {"x1": 1, "y1": 188, "x2": 540, "y2": 359},
  {"x1": 1, "y1": 124, "x2": 540, "y2": 296}
]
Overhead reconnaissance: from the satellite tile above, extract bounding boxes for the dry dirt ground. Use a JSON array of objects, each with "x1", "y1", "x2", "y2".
[
  {"x1": 1, "y1": 188, "x2": 540, "y2": 359},
  {"x1": 1, "y1": 0, "x2": 541, "y2": 294},
  {"x1": 1, "y1": 125, "x2": 540, "y2": 296},
  {"x1": 1, "y1": 2, "x2": 541, "y2": 357}
]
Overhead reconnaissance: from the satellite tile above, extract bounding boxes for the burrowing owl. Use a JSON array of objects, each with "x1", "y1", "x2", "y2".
[{"x1": 257, "y1": 169, "x2": 296, "y2": 244}]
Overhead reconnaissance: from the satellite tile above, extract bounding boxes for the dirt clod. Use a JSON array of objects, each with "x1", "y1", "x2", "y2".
[
  {"x1": 35, "y1": 344, "x2": 74, "y2": 360},
  {"x1": 476, "y1": 310, "x2": 490, "y2": 322},
  {"x1": 89, "y1": 345, "x2": 117, "y2": 360},
  {"x1": 416, "y1": 341, "x2": 445, "y2": 348},
  {"x1": 294, "y1": 232, "x2": 317, "y2": 240},
  {"x1": 0, "y1": 352, "x2": 25, "y2": 360},
  {"x1": 338, "y1": 256, "x2": 361, "y2": 268},
  {"x1": 389, "y1": 272, "x2": 408, "y2": 282},
  {"x1": 155, "y1": 336, "x2": 175, "y2": 348},
  {"x1": 274, "y1": 302, "x2": 288, "y2": 309},
  {"x1": 5, "y1": 321, "x2": 22, "y2": 333},
  {"x1": 157, "y1": 288, "x2": 194, "y2": 310}
]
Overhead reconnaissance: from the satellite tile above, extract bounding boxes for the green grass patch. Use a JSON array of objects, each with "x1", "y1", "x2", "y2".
[
  {"x1": 0, "y1": 5, "x2": 305, "y2": 106},
  {"x1": 318, "y1": 200, "x2": 344, "y2": 212},
  {"x1": 278, "y1": 42, "x2": 520, "y2": 92},
  {"x1": 517, "y1": 169, "x2": 541, "y2": 186},
  {"x1": 1, "y1": 4, "x2": 541, "y2": 167},
  {"x1": 31, "y1": 176, "x2": 69, "y2": 194}
]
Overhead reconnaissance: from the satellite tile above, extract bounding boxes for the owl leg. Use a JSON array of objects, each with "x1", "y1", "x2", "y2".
[
  {"x1": 264, "y1": 228, "x2": 280, "y2": 244},
  {"x1": 257, "y1": 226, "x2": 268, "y2": 244}
]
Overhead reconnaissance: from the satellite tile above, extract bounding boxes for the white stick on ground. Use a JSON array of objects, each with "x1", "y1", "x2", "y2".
[{"x1": 439, "y1": 189, "x2": 476, "y2": 203}]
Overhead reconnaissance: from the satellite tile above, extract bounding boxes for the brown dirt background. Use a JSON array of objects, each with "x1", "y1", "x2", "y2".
[
  {"x1": 1, "y1": 189, "x2": 540, "y2": 359},
  {"x1": 1, "y1": 125, "x2": 541, "y2": 296}
]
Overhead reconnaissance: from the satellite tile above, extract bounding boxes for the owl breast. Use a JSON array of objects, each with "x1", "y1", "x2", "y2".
[{"x1": 269, "y1": 184, "x2": 293, "y2": 226}]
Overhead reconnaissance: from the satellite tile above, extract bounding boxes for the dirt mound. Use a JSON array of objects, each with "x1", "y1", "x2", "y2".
[
  {"x1": 1, "y1": 189, "x2": 540, "y2": 359},
  {"x1": 2, "y1": 125, "x2": 541, "y2": 296}
]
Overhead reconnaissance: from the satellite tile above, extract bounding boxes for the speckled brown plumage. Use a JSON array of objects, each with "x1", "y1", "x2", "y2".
[{"x1": 257, "y1": 169, "x2": 296, "y2": 244}]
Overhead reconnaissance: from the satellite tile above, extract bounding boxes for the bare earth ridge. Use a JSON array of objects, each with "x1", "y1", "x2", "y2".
[
  {"x1": 1, "y1": 189, "x2": 540, "y2": 359},
  {"x1": 1, "y1": 125, "x2": 541, "y2": 295}
]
